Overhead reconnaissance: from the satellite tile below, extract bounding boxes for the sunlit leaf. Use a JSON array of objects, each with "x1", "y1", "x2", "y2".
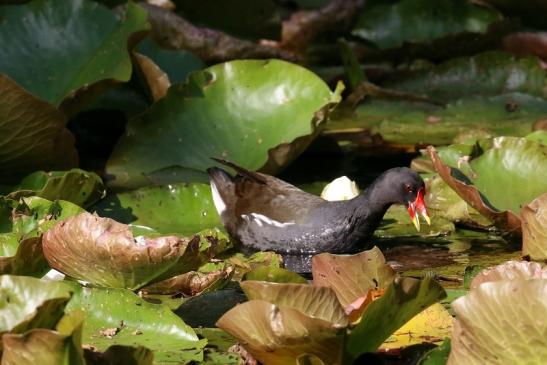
[{"x1": 522, "y1": 193, "x2": 547, "y2": 260}]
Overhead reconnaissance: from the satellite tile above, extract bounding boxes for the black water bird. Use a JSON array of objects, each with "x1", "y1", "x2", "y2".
[{"x1": 207, "y1": 159, "x2": 430, "y2": 254}]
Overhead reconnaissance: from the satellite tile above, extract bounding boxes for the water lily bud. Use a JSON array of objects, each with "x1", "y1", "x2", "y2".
[{"x1": 321, "y1": 176, "x2": 360, "y2": 201}]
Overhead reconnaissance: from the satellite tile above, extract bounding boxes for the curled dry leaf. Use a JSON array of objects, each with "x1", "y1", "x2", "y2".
[
  {"x1": 216, "y1": 299, "x2": 345, "y2": 365},
  {"x1": 312, "y1": 246, "x2": 395, "y2": 308},
  {"x1": 427, "y1": 146, "x2": 522, "y2": 236},
  {"x1": 240, "y1": 281, "x2": 348, "y2": 327},
  {"x1": 132, "y1": 52, "x2": 170, "y2": 101},
  {"x1": 521, "y1": 193, "x2": 547, "y2": 261},
  {"x1": 141, "y1": 266, "x2": 234, "y2": 296},
  {"x1": 470, "y1": 260, "x2": 547, "y2": 289},
  {"x1": 42, "y1": 212, "x2": 212, "y2": 290}
]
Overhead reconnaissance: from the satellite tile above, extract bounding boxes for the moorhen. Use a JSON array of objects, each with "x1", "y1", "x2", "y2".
[{"x1": 208, "y1": 159, "x2": 430, "y2": 254}]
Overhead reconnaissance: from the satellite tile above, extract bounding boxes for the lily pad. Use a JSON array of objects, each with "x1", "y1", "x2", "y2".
[
  {"x1": 0, "y1": 275, "x2": 72, "y2": 335},
  {"x1": 106, "y1": 59, "x2": 342, "y2": 189},
  {"x1": 448, "y1": 278, "x2": 547, "y2": 364},
  {"x1": 1, "y1": 197, "x2": 85, "y2": 277},
  {"x1": 240, "y1": 281, "x2": 348, "y2": 326},
  {"x1": 346, "y1": 277, "x2": 446, "y2": 359},
  {"x1": 326, "y1": 93, "x2": 543, "y2": 146},
  {"x1": 142, "y1": 265, "x2": 234, "y2": 296},
  {"x1": 0, "y1": 0, "x2": 149, "y2": 108},
  {"x1": 91, "y1": 182, "x2": 221, "y2": 236},
  {"x1": 521, "y1": 193, "x2": 547, "y2": 261},
  {"x1": 470, "y1": 261, "x2": 547, "y2": 289},
  {"x1": 383, "y1": 52, "x2": 546, "y2": 101},
  {"x1": 0, "y1": 74, "x2": 77, "y2": 183},
  {"x1": 3, "y1": 169, "x2": 105, "y2": 208},
  {"x1": 243, "y1": 266, "x2": 308, "y2": 284},
  {"x1": 1, "y1": 310, "x2": 85, "y2": 365},
  {"x1": 42, "y1": 212, "x2": 224, "y2": 290},
  {"x1": 311, "y1": 246, "x2": 395, "y2": 307},
  {"x1": 352, "y1": 0, "x2": 499, "y2": 49},
  {"x1": 424, "y1": 175, "x2": 492, "y2": 227},
  {"x1": 379, "y1": 303, "x2": 453, "y2": 351},
  {"x1": 216, "y1": 299, "x2": 345, "y2": 365},
  {"x1": 428, "y1": 137, "x2": 547, "y2": 235},
  {"x1": 65, "y1": 283, "x2": 206, "y2": 364}
]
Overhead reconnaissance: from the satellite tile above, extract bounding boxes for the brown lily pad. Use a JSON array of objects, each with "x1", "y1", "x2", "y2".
[{"x1": 42, "y1": 212, "x2": 217, "y2": 290}]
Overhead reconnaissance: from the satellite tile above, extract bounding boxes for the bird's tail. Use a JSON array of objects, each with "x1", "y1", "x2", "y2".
[{"x1": 206, "y1": 166, "x2": 234, "y2": 187}]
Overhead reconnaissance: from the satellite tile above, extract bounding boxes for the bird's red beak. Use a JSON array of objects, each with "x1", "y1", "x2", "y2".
[{"x1": 407, "y1": 188, "x2": 430, "y2": 231}]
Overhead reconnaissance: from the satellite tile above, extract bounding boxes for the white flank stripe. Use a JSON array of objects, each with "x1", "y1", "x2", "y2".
[
  {"x1": 210, "y1": 181, "x2": 227, "y2": 215},
  {"x1": 241, "y1": 213, "x2": 295, "y2": 228}
]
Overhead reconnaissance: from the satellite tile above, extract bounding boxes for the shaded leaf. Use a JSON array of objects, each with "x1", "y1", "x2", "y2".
[
  {"x1": 173, "y1": 0, "x2": 281, "y2": 40},
  {"x1": 346, "y1": 277, "x2": 446, "y2": 358},
  {"x1": 137, "y1": 36, "x2": 204, "y2": 85},
  {"x1": 1, "y1": 311, "x2": 85, "y2": 365},
  {"x1": 216, "y1": 299, "x2": 345, "y2": 365},
  {"x1": 91, "y1": 183, "x2": 221, "y2": 236},
  {"x1": 84, "y1": 345, "x2": 153, "y2": 365},
  {"x1": 312, "y1": 246, "x2": 395, "y2": 307},
  {"x1": 382, "y1": 52, "x2": 546, "y2": 102},
  {"x1": 106, "y1": 59, "x2": 342, "y2": 189},
  {"x1": 65, "y1": 283, "x2": 206, "y2": 363},
  {"x1": 353, "y1": 0, "x2": 499, "y2": 49},
  {"x1": 240, "y1": 281, "x2": 348, "y2": 327},
  {"x1": 448, "y1": 278, "x2": 547, "y2": 364},
  {"x1": 418, "y1": 338, "x2": 451, "y2": 365},
  {"x1": 4, "y1": 169, "x2": 104, "y2": 208},
  {"x1": 0, "y1": 0, "x2": 149, "y2": 108},
  {"x1": 0, "y1": 275, "x2": 72, "y2": 334},
  {"x1": 43, "y1": 212, "x2": 222, "y2": 289},
  {"x1": 522, "y1": 193, "x2": 547, "y2": 261},
  {"x1": 0, "y1": 74, "x2": 77, "y2": 183}
]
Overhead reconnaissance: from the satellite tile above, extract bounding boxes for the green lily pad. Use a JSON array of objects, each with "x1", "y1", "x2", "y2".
[
  {"x1": 0, "y1": 275, "x2": 72, "y2": 335},
  {"x1": 0, "y1": 74, "x2": 77, "y2": 183},
  {"x1": 65, "y1": 283, "x2": 206, "y2": 364},
  {"x1": 522, "y1": 193, "x2": 547, "y2": 261},
  {"x1": 418, "y1": 338, "x2": 451, "y2": 365},
  {"x1": 243, "y1": 266, "x2": 308, "y2": 284},
  {"x1": 42, "y1": 213, "x2": 226, "y2": 290},
  {"x1": 311, "y1": 246, "x2": 395, "y2": 307},
  {"x1": 424, "y1": 175, "x2": 492, "y2": 227},
  {"x1": 376, "y1": 205, "x2": 455, "y2": 238},
  {"x1": 137, "y1": 37, "x2": 205, "y2": 85},
  {"x1": 216, "y1": 299, "x2": 345, "y2": 365},
  {"x1": 106, "y1": 59, "x2": 342, "y2": 189},
  {"x1": 1, "y1": 197, "x2": 85, "y2": 277},
  {"x1": 326, "y1": 93, "x2": 544, "y2": 146},
  {"x1": 352, "y1": 0, "x2": 499, "y2": 49},
  {"x1": 1, "y1": 310, "x2": 86, "y2": 365},
  {"x1": 383, "y1": 52, "x2": 546, "y2": 101},
  {"x1": 346, "y1": 277, "x2": 446, "y2": 358},
  {"x1": 449, "y1": 277, "x2": 547, "y2": 364},
  {"x1": 91, "y1": 183, "x2": 221, "y2": 236},
  {"x1": 3, "y1": 169, "x2": 105, "y2": 208},
  {"x1": 0, "y1": 0, "x2": 149, "y2": 108},
  {"x1": 429, "y1": 137, "x2": 547, "y2": 235}
]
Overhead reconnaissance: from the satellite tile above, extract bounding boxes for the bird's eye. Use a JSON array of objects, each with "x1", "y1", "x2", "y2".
[{"x1": 404, "y1": 183, "x2": 412, "y2": 193}]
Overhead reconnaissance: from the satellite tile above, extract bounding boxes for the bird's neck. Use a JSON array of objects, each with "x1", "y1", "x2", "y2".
[{"x1": 351, "y1": 176, "x2": 395, "y2": 216}]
